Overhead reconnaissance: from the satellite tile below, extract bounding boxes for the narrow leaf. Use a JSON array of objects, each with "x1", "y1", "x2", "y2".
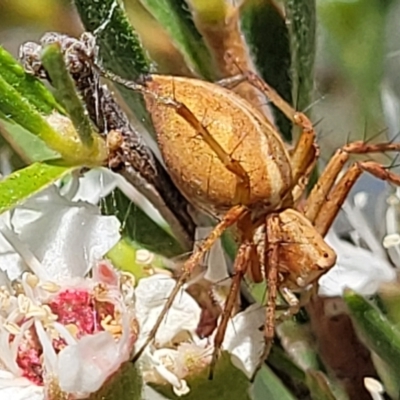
[
  {"x1": 0, "y1": 116, "x2": 59, "y2": 162},
  {"x1": 252, "y1": 365, "x2": 297, "y2": 400},
  {"x1": 151, "y1": 353, "x2": 251, "y2": 400},
  {"x1": 268, "y1": 345, "x2": 305, "y2": 383},
  {"x1": 0, "y1": 67, "x2": 106, "y2": 166},
  {"x1": 344, "y1": 289, "x2": 400, "y2": 377},
  {"x1": 140, "y1": 0, "x2": 215, "y2": 80},
  {"x1": 240, "y1": 0, "x2": 292, "y2": 141},
  {"x1": 285, "y1": 0, "x2": 316, "y2": 115},
  {"x1": 88, "y1": 361, "x2": 142, "y2": 400},
  {"x1": 0, "y1": 162, "x2": 73, "y2": 214},
  {"x1": 41, "y1": 43, "x2": 94, "y2": 147},
  {"x1": 0, "y1": 46, "x2": 63, "y2": 115},
  {"x1": 0, "y1": 73, "x2": 67, "y2": 158},
  {"x1": 0, "y1": 46, "x2": 63, "y2": 162},
  {"x1": 305, "y1": 371, "x2": 342, "y2": 400},
  {"x1": 74, "y1": 0, "x2": 155, "y2": 133}
]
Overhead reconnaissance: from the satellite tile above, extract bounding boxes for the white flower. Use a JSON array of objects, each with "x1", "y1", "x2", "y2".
[
  {"x1": 135, "y1": 274, "x2": 202, "y2": 348},
  {"x1": 0, "y1": 178, "x2": 138, "y2": 400},
  {"x1": 318, "y1": 191, "x2": 396, "y2": 297},
  {"x1": 137, "y1": 274, "x2": 264, "y2": 396},
  {"x1": 223, "y1": 304, "x2": 264, "y2": 378},
  {"x1": 0, "y1": 184, "x2": 120, "y2": 281},
  {"x1": 319, "y1": 230, "x2": 395, "y2": 296}
]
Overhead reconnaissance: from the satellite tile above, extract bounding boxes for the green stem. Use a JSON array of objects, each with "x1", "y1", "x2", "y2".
[{"x1": 41, "y1": 43, "x2": 94, "y2": 147}]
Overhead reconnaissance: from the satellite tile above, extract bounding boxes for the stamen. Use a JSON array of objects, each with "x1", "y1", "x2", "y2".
[
  {"x1": 100, "y1": 314, "x2": 122, "y2": 336},
  {"x1": 364, "y1": 377, "x2": 385, "y2": 400},
  {"x1": 383, "y1": 233, "x2": 400, "y2": 248},
  {"x1": 34, "y1": 320, "x2": 57, "y2": 372},
  {"x1": 4, "y1": 321, "x2": 21, "y2": 335},
  {"x1": 40, "y1": 281, "x2": 61, "y2": 293},
  {"x1": 25, "y1": 273, "x2": 39, "y2": 289},
  {"x1": 135, "y1": 249, "x2": 154, "y2": 265},
  {"x1": 52, "y1": 322, "x2": 78, "y2": 346}
]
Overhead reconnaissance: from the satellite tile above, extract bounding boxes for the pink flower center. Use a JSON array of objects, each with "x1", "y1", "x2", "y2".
[{"x1": 15, "y1": 287, "x2": 116, "y2": 385}]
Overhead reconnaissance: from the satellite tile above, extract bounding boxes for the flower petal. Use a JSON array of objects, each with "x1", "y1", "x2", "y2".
[
  {"x1": 223, "y1": 304, "x2": 264, "y2": 379},
  {"x1": 57, "y1": 331, "x2": 126, "y2": 394},
  {"x1": 0, "y1": 385, "x2": 44, "y2": 400},
  {"x1": 6, "y1": 186, "x2": 120, "y2": 281},
  {"x1": 195, "y1": 227, "x2": 229, "y2": 284},
  {"x1": 70, "y1": 168, "x2": 119, "y2": 204},
  {"x1": 135, "y1": 275, "x2": 201, "y2": 347},
  {"x1": 318, "y1": 231, "x2": 396, "y2": 297}
]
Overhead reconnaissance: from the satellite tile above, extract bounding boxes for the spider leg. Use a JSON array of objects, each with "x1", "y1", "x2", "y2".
[
  {"x1": 304, "y1": 141, "x2": 400, "y2": 234},
  {"x1": 132, "y1": 205, "x2": 248, "y2": 362},
  {"x1": 250, "y1": 213, "x2": 280, "y2": 379},
  {"x1": 209, "y1": 212, "x2": 261, "y2": 377},
  {"x1": 209, "y1": 239, "x2": 253, "y2": 378},
  {"x1": 264, "y1": 213, "x2": 279, "y2": 356},
  {"x1": 314, "y1": 161, "x2": 400, "y2": 236}
]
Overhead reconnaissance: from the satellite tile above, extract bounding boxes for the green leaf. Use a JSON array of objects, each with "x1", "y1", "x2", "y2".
[
  {"x1": 252, "y1": 365, "x2": 296, "y2": 400},
  {"x1": 0, "y1": 162, "x2": 73, "y2": 214},
  {"x1": 240, "y1": 0, "x2": 292, "y2": 141},
  {"x1": 151, "y1": 352, "x2": 251, "y2": 400},
  {"x1": 0, "y1": 73, "x2": 65, "y2": 159},
  {"x1": 371, "y1": 353, "x2": 400, "y2": 400},
  {"x1": 140, "y1": 0, "x2": 215, "y2": 80},
  {"x1": 0, "y1": 116, "x2": 59, "y2": 162},
  {"x1": 102, "y1": 188, "x2": 184, "y2": 258},
  {"x1": 41, "y1": 43, "x2": 94, "y2": 147},
  {"x1": 88, "y1": 361, "x2": 142, "y2": 400},
  {"x1": 277, "y1": 320, "x2": 320, "y2": 371},
  {"x1": 0, "y1": 46, "x2": 63, "y2": 115},
  {"x1": 285, "y1": 0, "x2": 316, "y2": 115},
  {"x1": 0, "y1": 46, "x2": 62, "y2": 162},
  {"x1": 305, "y1": 371, "x2": 342, "y2": 400},
  {"x1": 344, "y1": 289, "x2": 400, "y2": 377},
  {"x1": 0, "y1": 72, "x2": 106, "y2": 165},
  {"x1": 74, "y1": 0, "x2": 155, "y2": 134},
  {"x1": 186, "y1": 0, "x2": 226, "y2": 24},
  {"x1": 268, "y1": 345, "x2": 305, "y2": 382},
  {"x1": 107, "y1": 238, "x2": 171, "y2": 280}
]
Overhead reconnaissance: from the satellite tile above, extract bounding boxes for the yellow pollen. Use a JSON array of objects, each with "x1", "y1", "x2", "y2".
[
  {"x1": 65, "y1": 323, "x2": 79, "y2": 338},
  {"x1": 100, "y1": 313, "x2": 122, "y2": 336},
  {"x1": 4, "y1": 321, "x2": 21, "y2": 335},
  {"x1": 25, "y1": 273, "x2": 39, "y2": 288}
]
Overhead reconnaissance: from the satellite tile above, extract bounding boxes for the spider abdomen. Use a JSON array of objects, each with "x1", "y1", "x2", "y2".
[{"x1": 144, "y1": 75, "x2": 293, "y2": 216}]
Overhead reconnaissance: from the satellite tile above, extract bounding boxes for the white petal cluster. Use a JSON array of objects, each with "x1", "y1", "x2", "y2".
[
  {"x1": 137, "y1": 271, "x2": 264, "y2": 395},
  {"x1": 0, "y1": 176, "x2": 138, "y2": 400}
]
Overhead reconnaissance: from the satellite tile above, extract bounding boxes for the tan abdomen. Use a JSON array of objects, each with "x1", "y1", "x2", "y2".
[{"x1": 144, "y1": 75, "x2": 293, "y2": 216}]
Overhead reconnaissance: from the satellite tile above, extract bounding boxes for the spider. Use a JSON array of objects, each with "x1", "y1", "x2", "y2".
[{"x1": 100, "y1": 67, "x2": 400, "y2": 375}]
